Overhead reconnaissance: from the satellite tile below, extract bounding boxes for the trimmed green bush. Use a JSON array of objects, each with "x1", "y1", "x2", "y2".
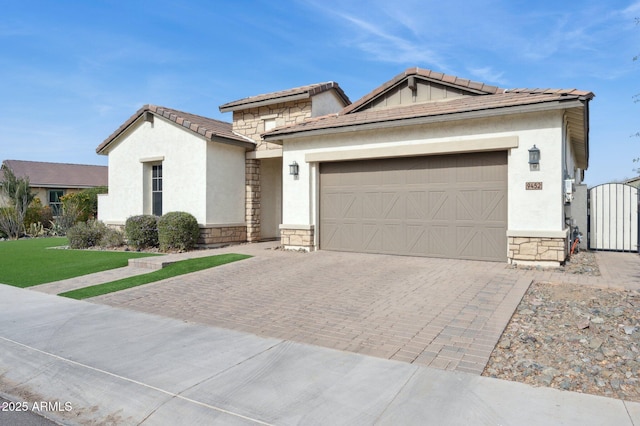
[
  {"x1": 158, "y1": 211, "x2": 200, "y2": 252},
  {"x1": 99, "y1": 226, "x2": 125, "y2": 248},
  {"x1": 125, "y1": 215, "x2": 158, "y2": 250},
  {"x1": 67, "y1": 220, "x2": 107, "y2": 249}
]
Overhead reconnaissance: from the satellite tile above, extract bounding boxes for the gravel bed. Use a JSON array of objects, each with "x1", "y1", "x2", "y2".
[{"x1": 484, "y1": 252, "x2": 640, "y2": 402}]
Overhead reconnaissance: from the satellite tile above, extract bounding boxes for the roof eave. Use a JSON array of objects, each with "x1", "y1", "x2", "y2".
[
  {"x1": 97, "y1": 108, "x2": 254, "y2": 155},
  {"x1": 219, "y1": 92, "x2": 310, "y2": 113},
  {"x1": 264, "y1": 99, "x2": 586, "y2": 144}
]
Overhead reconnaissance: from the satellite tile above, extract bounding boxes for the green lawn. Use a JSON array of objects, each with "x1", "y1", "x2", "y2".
[
  {"x1": 0, "y1": 237, "x2": 160, "y2": 287},
  {"x1": 59, "y1": 253, "x2": 252, "y2": 299}
]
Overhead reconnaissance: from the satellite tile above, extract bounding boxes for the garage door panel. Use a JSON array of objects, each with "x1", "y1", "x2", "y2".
[
  {"x1": 362, "y1": 223, "x2": 380, "y2": 251},
  {"x1": 482, "y1": 191, "x2": 507, "y2": 222},
  {"x1": 382, "y1": 192, "x2": 403, "y2": 220},
  {"x1": 320, "y1": 152, "x2": 507, "y2": 261},
  {"x1": 343, "y1": 193, "x2": 360, "y2": 219},
  {"x1": 363, "y1": 192, "x2": 382, "y2": 219}
]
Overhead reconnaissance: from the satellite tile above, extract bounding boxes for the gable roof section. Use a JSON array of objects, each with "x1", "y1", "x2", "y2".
[
  {"x1": 96, "y1": 105, "x2": 254, "y2": 154},
  {"x1": 264, "y1": 90, "x2": 594, "y2": 138},
  {"x1": 2, "y1": 160, "x2": 107, "y2": 188},
  {"x1": 341, "y1": 67, "x2": 504, "y2": 114},
  {"x1": 263, "y1": 75, "x2": 594, "y2": 169},
  {"x1": 219, "y1": 82, "x2": 350, "y2": 112}
]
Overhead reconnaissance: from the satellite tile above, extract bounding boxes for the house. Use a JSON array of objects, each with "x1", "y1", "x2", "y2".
[
  {"x1": 623, "y1": 176, "x2": 640, "y2": 188},
  {"x1": 96, "y1": 83, "x2": 349, "y2": 244},
  {"x1": 97, "y1": 68, "x2": 593, "y2": 265},
  {"x1": 0, "y1": 160, "x2": 107, "y2": 215},
  {"x1": 263, "y1": 68, "x2": 594, "y2": 265}
]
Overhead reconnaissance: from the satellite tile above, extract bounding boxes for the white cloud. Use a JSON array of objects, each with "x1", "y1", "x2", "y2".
[
  {"x1": 622, "y1": 1, "x2": 640, "y2": 16},
  {"x1": 466, "y1": 67, "x2": 508, "y2": 86},
  {"x1": 312, "y1": 6, "x2": 449, "y2": 70}
]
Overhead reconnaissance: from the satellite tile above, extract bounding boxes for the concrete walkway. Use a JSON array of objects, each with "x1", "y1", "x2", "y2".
[{"x1": 1, "y1": 284, "x2": 638, "y2": 426}]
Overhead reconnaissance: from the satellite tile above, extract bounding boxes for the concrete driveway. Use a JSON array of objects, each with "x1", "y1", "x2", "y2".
[{"x1": 89, "y1": 243, "x2": 532, "y2": 374}]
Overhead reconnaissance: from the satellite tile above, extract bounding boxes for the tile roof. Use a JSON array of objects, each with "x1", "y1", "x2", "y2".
[
  {"x1": 219, "y1": 82, "x2": 350, "y2": 112},
  {"x1": 96, "y1": 105, "x2": 254, "y2": 154},
  {"x1": 264, "y1": 90, "x2": 594, "y2": 139},
  {"x1": 2, "y1": 160, "x2": 107, "y2": 188},
  {"x1": 341, "y1": 67, "x2": 504, "y2": 114}
]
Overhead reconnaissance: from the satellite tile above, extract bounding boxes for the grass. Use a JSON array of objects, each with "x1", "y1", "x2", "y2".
[
  {"x1": 59, "y1": 253, "x2": 252, "y2": 300},
  {"x1": 0, "y1": 237, "x2": 160, "y2": 287}
]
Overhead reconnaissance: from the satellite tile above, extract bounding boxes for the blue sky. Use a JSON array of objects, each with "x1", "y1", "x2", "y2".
[{"x1": 1, "y1": 0, "x2": 639, "y2": 185}]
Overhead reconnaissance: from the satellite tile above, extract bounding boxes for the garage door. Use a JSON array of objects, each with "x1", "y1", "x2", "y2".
[{"x1": 319, "y1": 151, "x2": 507, "y2": 261}]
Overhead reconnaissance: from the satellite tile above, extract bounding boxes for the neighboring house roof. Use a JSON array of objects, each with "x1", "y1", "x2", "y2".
[
  {"x1": 96, "y1": 105, "x2": 255, "y2": 154},
  {"x1": 2, "y1": 160, "x2": 107, "y2": 188},
  {"x1": 262, "y1": 68, "x2": 594, "y2": 169},
  {"x1": 219, "y1": 82, "x2": 350, "y2": 112},
  {"x1": 624, "y1": 176, "x2": 640, "y2": 187}
]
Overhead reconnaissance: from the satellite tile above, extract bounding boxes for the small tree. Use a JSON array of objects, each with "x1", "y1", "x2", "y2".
[
  {"x1": 60, "y1": 186, "x2": 107, "y2": 222},
  {"x1": 0, "y1": 166, "x2": 35, "y2": 239}
]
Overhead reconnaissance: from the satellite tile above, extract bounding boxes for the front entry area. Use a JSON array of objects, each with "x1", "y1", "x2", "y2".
[{"x1": 319, "y1": 151, "x2": 508, "y2": 261}]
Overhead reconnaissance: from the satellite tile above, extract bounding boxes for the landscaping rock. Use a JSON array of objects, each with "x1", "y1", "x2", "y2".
[{"x1": 484, "y1": 264, "x2": 640, "y2": 402}]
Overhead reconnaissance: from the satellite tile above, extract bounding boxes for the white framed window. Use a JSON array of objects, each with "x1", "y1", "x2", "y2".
[
  {"x1": 263, "y1": 118, "x2": 276, "y2": 132},
  {"x1": 151, "y1": 164, "x2": 162, "y2": 216}
]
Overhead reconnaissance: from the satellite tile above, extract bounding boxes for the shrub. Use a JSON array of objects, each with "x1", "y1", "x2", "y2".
[
  {"x1": 0, "y1": 166, "x2": 35, "y2": 239},
  {"x1": 26, "y1": 222, "x2": 46, "y2": 238},
  {"x1": 60, "y1": 186, "x2": 108, "y2": 222},
  {"x1": 157, "y1": 211, "x2": 200, "y2": 252},
  {"x1": 99, "y1": 226, "x2": 125, "y2": 248},
  {"x1": 54, "y1": 198, "x2": 81, "y2": 235},
  {"x1": 125, "y1": 215, "x2": 159, "y2": 250},
  {"x1": 24, "y1": 198, "x2": 53, "y2": 231},
  {"x1": 67, "y1": 220, "x2": 107, "y2": 249},
  {"x1": 0, "y1": 207, "x2": 21, "y2": 240}
]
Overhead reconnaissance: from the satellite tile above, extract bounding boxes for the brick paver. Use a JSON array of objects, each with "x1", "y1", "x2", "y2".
[
  {"x1": 65, "y1": 243, "x2": 638, "y2": 375},
  {"x1": 89, "y1": 244, "x2": 530, "y2": 374}
]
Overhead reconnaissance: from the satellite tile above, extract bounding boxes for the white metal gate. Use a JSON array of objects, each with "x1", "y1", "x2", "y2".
[{"x1": 588, "y1": 183, "x2": 639, "y2": 252}]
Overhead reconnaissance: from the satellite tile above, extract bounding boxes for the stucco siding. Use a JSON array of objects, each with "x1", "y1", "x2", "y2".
[
  {"x1": 260, "y1": 157, "x2": 283, "y2": 238},
  {"x1": 205, "y1": 142, "x2": 246, "y2": 225},
  {"x1": 98, "y1": 118, "x2": 209, "y2": 224},
  {"x1": 311, "y1": 90, "x2": 348, "y2": 117},
  {"x1": 282, "y1": 110, "x2": 567, "y2": 239}
]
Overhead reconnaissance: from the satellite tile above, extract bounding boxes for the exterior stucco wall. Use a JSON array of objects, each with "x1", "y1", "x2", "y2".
[
  {"x1": 260, "y1": 157, "x2": 283, "y2": 239},
  {"x1": 311, "y1": 90, "x2": 347, "y2": 117},
  {"x1": 0, "y1": 187, "x2": 85, "y2": 210},
  {"x1": 281, "y1": 110, "x2": 568, "y2": 251},
  {"x1": 98, "y1": 118, "x2": 209, "y2": 224},
  {"x1": 205, "y1": 141, "x2": 246, "y2": 225}
]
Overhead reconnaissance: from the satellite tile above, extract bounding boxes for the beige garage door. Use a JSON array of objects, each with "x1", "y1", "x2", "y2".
[{"x1": 319, "y1": 151, "x2": 507, "y2": 261}]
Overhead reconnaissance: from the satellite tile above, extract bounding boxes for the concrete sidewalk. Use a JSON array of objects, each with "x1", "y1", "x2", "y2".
[{"x1": 1, "y1": 284, "x2": 638, "y2": 425}]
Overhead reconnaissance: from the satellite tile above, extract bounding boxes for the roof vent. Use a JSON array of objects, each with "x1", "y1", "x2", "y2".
[{"x1": 407, "y1": 76, "x2": 417, "y2": 92}]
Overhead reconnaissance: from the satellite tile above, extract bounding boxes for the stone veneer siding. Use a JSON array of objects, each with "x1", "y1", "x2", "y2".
[
  {"x1": 508, "y1": 236, "x2": 568, "y2": 264},
  {"x1": 108, "y1": 223, "x2": 247, "y2": 247},
  {"x1": 232, "y1": 100, "x2": 312, "y2": 151},
  {"x1": 280, "y1": 227, "x2": 315, "y2": 251},
  {"x1": 199, "y1": 225, "x2": 247, "y2": 246},
  {"x1": 245, "y1": 158, "x2": 261, "y2": 242}
]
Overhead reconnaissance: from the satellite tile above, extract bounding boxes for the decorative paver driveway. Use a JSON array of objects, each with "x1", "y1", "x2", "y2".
[{"x1": 91, "y1": 244, "x2": 532, "y2": 374}]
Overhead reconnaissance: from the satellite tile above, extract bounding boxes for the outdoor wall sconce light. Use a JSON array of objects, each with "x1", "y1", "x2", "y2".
[
  {"x1": 528, "y1": 145, "x2": 540, "y2": 171},
  {"x1": 289, "y1": 161, "x2": 299, "y2": 177}
]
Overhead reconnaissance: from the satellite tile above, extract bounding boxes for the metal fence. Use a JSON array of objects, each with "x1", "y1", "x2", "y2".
[{"x1": 588, "y1": 183, "x2": 639, "y2": 252}]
